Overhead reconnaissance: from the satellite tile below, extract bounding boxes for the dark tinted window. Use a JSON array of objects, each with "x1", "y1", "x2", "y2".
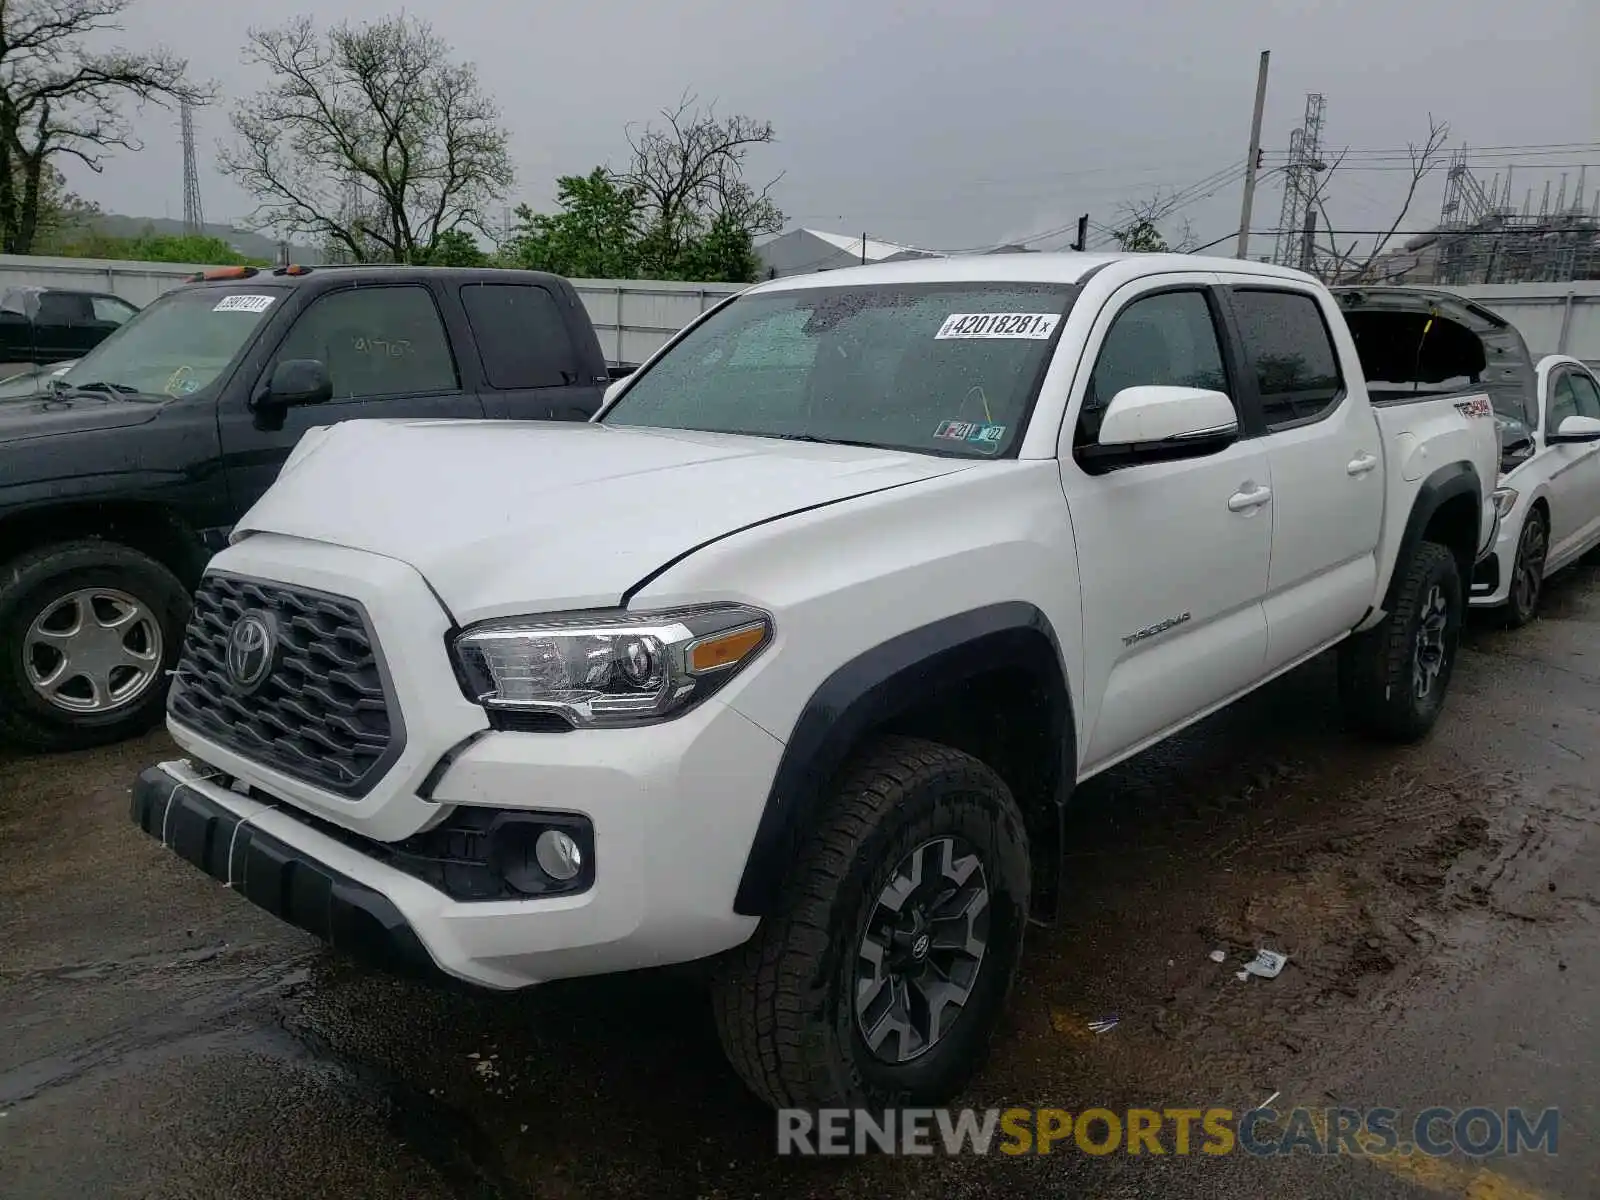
[
  {"x1": 1076, "y1": 289, "x2": 1231, "y2": 447},
  {"x1": 1231, "y1": 288, "x2": 1343, "y2": 428},
  {"x1": 459, "y1": 283, "x2": 580, "y2": 389},
  {"x1": 37, "y1": 292, "x2": 94, "y2": 324},
  {"x1": 274, "y1": 285, "x2": 457, "y2": 400}
]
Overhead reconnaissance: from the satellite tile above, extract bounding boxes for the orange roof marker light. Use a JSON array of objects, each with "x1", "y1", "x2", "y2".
[
  {"x1": 273, "y1": 264, "x2": 314, "y2": 276},
  {"x1": 182, "y1": 265, "x2": 260, "y2": 283}
]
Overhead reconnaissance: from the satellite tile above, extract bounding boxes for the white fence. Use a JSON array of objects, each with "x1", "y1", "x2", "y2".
[
  {"x1": 0, "y1": 252, "x2": 1593, "y2": 367},
  {"x1": 0, "y1": 254, "x2": 744, "y2": 365},
  {"x1": 1450, "y1": 282, "x2": 1600, "y2": 368}
]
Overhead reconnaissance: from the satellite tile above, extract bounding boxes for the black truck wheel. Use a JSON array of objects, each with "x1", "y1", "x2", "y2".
[
  {"x1": 711, "y1": 736, "x2": 1030, "y2": 1109},
  {"x1": 1338, "y1": 540, "x2": 1463, "y2": 744},
  {"x1": 0, "y1": 541, "x2": 191, "y2": 752}
]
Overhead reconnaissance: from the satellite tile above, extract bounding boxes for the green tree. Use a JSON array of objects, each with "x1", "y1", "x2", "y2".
[
  {"x1": 502, "y1": 169, "x2": 643, "y2": 278},
  {"x1": 1112, "y1": 218, "x2": 1170, "y2": 253},
  {"x1": 57, "y1": 231, "x2": 266, "y2": 265},
  {"x1": 421, "y1": 228, "x2": 488, "y2": 267}
]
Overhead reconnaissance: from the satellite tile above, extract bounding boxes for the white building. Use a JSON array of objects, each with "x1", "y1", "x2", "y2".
[{"x1": 756, "y1": 228, "x2": 944, "y2": 278}]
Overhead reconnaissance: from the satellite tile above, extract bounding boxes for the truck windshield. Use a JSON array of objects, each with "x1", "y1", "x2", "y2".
[
  {"x1": 601, "y1": 282, "x2": 1077, "y2": 457},
  {"x1": 55, "y1": 286, "x2": 285, "y2": 399}
]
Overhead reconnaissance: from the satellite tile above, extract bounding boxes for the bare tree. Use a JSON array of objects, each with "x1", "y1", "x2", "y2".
[
  {"x1": 0, "y1": 0, "x2": 208, "y2": 253},
  {"x1": 620, "y1": 93, "x2": 784, "y2": 264},
  {"x1": 219, "y1": 15, "x2": 513, "y2": 263},
  {"x1": 1311, "y1": 116, "x2": 1451, "y2": 283},
  {"x1": 1110, "y1": 190, "x2": 1199, "y2": 253}
]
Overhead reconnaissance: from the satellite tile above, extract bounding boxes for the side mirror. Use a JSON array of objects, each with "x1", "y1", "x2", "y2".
[
  {"x1": 1079, "y1": 385, "x2": 1238, "y2": 472},
  {"x1": 1548, "y1": 414, "x2": 1600, "y2": 444},
  {"x1": 250, "y1": 359, "x2": 332, "y2": 432},
  {"x1": 265, "y1": 358, "x2": 333, "y2": 408},
  {"x1": 603, "y1": 378, "x2": 628, "y2": 407}
]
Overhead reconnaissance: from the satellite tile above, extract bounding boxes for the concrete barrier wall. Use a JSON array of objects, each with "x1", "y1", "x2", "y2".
[{"x1": 1451, "y1": 282, "x2": 1600, "y2": 368}]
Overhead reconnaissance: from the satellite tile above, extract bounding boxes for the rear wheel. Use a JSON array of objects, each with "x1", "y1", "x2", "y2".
[
  {"x1": 1502, "y1": 508, "x2": 1548, "y2": 628},
  {"x1": 0, "y1": 541, "x2": 191, "y2": 752},
  {"x1": 711, "y1": 736, "x2": 1030, "y2": 1109},
  {"x1": 1338, "y1": 540, "x2": 1463, "y2": 743}
]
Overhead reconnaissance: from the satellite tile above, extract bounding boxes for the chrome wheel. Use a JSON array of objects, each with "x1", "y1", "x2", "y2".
[
  {"x1": 855, "y1": 835, "x2": 990, "y2": 1064},
  {"x1": 1412, "y1": 583, "x2": 1450, "y2": 700},
  {"x1": 1511, "y1": 516, "x2": 1547, "y2": 618},
  {"x1": 23, "y1": 587, "x2": 164, "y2": 713}
]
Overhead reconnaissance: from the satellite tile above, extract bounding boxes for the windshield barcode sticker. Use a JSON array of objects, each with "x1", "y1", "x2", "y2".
[
  {"x1": 213, "y1": 294, "x2": 275, "y2": 313},
  {"x1": 935, "y1": 313, "x2": 1059, "y2": 340}
]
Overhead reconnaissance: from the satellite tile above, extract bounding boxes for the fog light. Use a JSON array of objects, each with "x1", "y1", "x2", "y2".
[{"x1": 535, "y1": 829, "x2": 582, "y2": 881}]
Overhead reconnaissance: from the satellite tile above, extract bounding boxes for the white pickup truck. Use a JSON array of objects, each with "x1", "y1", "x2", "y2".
[{"x1": 133, "y1": 254, "x2": 1500, "y2": 1111}]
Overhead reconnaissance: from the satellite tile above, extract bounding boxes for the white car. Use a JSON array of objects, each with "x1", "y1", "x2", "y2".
[
  {"x1": 133, "y1": 254, "x2": 1500, "y2": 1110},
  {"x1": 1472, "y1": 354, "x2": 1600, "y2": 624}
]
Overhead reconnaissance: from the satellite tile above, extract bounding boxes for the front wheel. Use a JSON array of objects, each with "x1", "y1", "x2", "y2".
[
  {"x1": 1338, "y1": 540, "x2": 1463, "y2": 743},
  {"x1": 1502, "y1": 507, "x2": 1548, "y2": 629},
  {"x1": 0, "y1": 541, "x2": 191, "y2": 752},
  {"x1": 711, "y1": 736, "x2": 1031, "y2": 1109}
]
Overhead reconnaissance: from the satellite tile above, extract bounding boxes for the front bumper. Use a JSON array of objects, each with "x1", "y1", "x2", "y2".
[
  {"x1": 1470, "y1": 496, "x2": 1522, "y2": 608},
  {"x1": 139, "y1": 535, "x2": 786, "y2": 990},
  {"x1": 137, "y1": 694, "x2": 780, "y2": 988},
  {"x1": 131, "y1": 764, "x2": 440, "y2": 981}
]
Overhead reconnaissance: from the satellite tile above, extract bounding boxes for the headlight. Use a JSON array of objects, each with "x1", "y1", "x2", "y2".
[
  {"x1": 452, "y1": 604, "x2": 772, "y2": 728},
  {"x1": 1492, "y1": 486, "x2": 1519, "y2": 519}
]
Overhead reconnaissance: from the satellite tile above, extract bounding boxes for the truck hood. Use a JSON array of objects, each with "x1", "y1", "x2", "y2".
[
  {"x1": 0, "y1": 389, "x2": 163, "y2": 446},
  {"x1": 236, "y1": 419, "x2": 976, "y2": 621}
]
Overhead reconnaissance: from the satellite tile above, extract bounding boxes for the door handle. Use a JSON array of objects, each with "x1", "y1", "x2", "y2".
[
  {"x1": 1228, "y1": 485, "x2": 1272, "y2": 512},
  {"x1": 1347, "y1": 452, "x2": 1379, "y2": 476}
]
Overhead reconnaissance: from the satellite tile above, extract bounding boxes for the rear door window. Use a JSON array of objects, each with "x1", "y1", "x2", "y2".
[
  {"x1": 1231, "y1": 288, "x2": 1345, "y2": 428},
  {"x1": 459, "y1": 283, "x2": 582, "y2": 389},
  {"x1": 273, "y1": 285, "x2": 458, "y2": 400}
]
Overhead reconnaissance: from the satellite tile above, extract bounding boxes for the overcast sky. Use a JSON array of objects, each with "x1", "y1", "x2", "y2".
[{"x1": 70, "y1": 0, "x2": 1600, "y2": 258}]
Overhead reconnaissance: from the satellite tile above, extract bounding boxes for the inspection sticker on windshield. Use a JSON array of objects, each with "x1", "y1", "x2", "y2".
[
  {"x1": 935, "y1": 312, "x2": 1058, "y2": 340},
  {"x1": 934, "y1": 420, "x2": 1006, "y2": 450},
  {"x1": 213, "y1": 294, "x2": 275, "y2": 314}
]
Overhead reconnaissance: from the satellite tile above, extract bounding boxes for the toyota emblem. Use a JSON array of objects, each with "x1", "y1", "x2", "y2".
[{"x1": 225, "y1": 610, "x2": 276, "y2": 692}]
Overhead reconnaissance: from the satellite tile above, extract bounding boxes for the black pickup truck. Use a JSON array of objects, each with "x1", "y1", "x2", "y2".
[
  {"x1": 0, "y1": 285, "x2": 141, "y2": 366},
  {"x1": 0, "y1": 264, "x2": 612, "y2": 750}
]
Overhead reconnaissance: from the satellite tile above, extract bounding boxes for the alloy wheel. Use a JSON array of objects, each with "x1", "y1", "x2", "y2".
[
  {"x1": 23, "y1": 587, "x2": 164, "y2": 713},
  {"x1": 854, "y1": 835, "x2": 991, "y2": 1064}
]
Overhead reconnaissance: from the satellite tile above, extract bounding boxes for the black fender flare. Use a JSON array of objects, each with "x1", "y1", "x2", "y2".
[
  {"x1": 1385, "y1": 461, "x2": 1483, "y2": 610},
  {"x1": 732, "y1": 601, "x2": 1076, "y2": 917}
]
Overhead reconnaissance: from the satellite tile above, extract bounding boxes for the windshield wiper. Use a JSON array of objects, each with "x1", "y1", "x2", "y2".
[
  {"x1": 53, "y1": 379, "x2": 148, "y2": 399},
  {"x1": 760, "y1": 432, "x2": 888, "y2": 450}
]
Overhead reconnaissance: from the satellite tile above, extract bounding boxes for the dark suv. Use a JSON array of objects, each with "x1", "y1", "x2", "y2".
[
  {"x1": 0, "y1": 264, "x2": 612, "y2": 750},
  {"x1": 0, "y1": 285, "x2": 140, "y2": 366}
]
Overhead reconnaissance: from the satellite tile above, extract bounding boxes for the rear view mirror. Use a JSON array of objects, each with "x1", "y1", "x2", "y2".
[
  {"x1": 1079, "y1": 385, "x2": 1238, "y2": 473},
  {"x1": 1549, "y1": 414, "x2": 1600, "y2": 444}
]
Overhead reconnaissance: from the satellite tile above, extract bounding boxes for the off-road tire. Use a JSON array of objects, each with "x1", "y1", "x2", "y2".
[
  {"x1": 0, "y1": 540, "x2": 191, "y2": 752},
  {"x1": 1501, "y1": 507, "x2": 1548, "y2": 629},
  {"x1": 1338, "y1": 540, "x2": 1462, "y2": 743},
  {"x1": 710, "y1": 736, "x2": 1030, "y2": 1110}
]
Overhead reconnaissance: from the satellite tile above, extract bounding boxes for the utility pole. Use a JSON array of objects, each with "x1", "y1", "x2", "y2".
[
  {"x1": 861, "y1": 233, "x2": 867, "y2": 265},
  {"x1": 1071, "y1": 214, "x2": 1089, "y2": 252},
  {"x1": 1235, "y1": 50, "x2": 1271, "y2": 259},
  {"x1": 1299, "y1": 206, "x2": 1317, "y2": 274}
]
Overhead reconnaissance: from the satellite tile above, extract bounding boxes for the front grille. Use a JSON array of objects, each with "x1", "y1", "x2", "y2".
[{"x1": 168, "y1": 573, "x2": 403, "y2": 797}]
